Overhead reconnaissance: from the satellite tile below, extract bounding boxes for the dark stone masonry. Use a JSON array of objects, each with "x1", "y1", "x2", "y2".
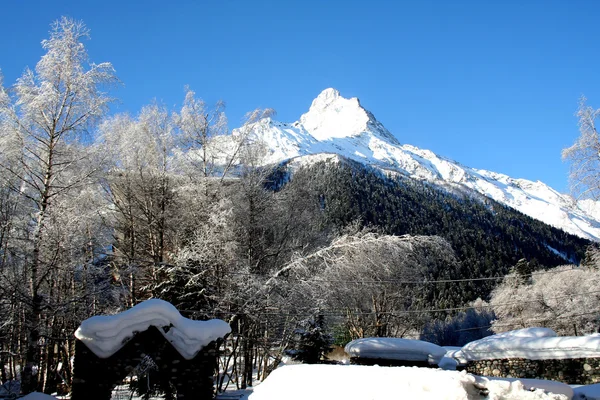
[
  {"x1": 465, "y1": 357, "x2": 600, "y2": 385},
  {"x1": 349, "y1": 357, "x2": 438, "y2": 368}
]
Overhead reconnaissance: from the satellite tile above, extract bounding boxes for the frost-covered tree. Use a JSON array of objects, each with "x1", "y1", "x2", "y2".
[
  {"x1": 100, "y1": 104, "x2": 182, "y2": 304},
  {"x1": 581, "y1": 243, "x2": 600, "y2": 269},
  {"x1": 490, "y1": 264, "x2": 600, "y2": 335},
  {"x1": 153, "y1": 197, "x2": 239, "y2": 317},
  {"x1": 511, "y1": 258, "x2": 533, "y2": 285},
  {"x1": 0, "y1": 17, "x2": 117, "y2": 392},
  {"x1": 563, "y1": 97, "x2": 600, "y2": 199},
  {"x1": 176, "y1": 87, "x2": 228, "y2": 179},
  {"x1": 420, "y1": 298, "x2": 495, "y2": 346},
  {"x1": 175, "y1": 89, "x2": 274, "y2": 188},
  {"x1": 270, "y1": 232, "x2": 461, "y2": 339}
]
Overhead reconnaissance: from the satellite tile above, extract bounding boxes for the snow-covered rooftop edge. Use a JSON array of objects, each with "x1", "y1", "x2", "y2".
[
  {"x1": 75, "y1": 299, "x2": 231, "y2": 360},
  {"x1": 459, "y1": 327, "x2": 600, "y2": 361},
  {"x1": 344, "y1": 337, "x2": 446, "y2": 364}
]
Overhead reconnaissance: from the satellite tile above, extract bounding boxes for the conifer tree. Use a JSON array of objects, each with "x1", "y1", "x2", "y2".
[{"x1": 286, "y1": 315, "x2": 333, "y2": 364}]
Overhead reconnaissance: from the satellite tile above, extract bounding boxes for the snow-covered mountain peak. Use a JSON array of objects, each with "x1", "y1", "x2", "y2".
[
  {"x1": 308, "y1": 88, "x2": 343, "y2": 110},
  {"x1": 297, "y1": 88, "x2": 400, "y2": 146},
  {"x1": 230, "y1": 89, "x2": 600, "y2": 241},
  {"x1": 299, "y1": 88, "x2": 371, "y2": 141}
]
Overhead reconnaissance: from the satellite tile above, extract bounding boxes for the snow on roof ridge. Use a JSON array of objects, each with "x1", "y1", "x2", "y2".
[
  {"x1": 345, "y1": 337, "x2": 447, "y2": 364},
  {"x1": 460, "y1": 327, "x2": 600, "y2": 361},
  {"x1": 74, "y1": 298, "x2": 231, "y2": 360}
]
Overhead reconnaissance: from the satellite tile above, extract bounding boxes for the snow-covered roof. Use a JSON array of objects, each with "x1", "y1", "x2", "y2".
[
  {"x1": 344, "y1": 337, "x2": 446, "y2": 364},
  {"x1": 74, "y1": 299, "x2": 231, "y2": 360},
  {"x1": 248, "y1": 364, "x2": 571, "y2": 400},
  {"x1": 460, "y1": 327, "x2": 600, "y2": 361}
]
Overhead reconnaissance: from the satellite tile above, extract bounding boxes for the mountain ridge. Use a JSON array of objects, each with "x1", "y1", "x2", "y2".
[{"x1": 234, "y1": 88, "x2": 600, "y2": 241}]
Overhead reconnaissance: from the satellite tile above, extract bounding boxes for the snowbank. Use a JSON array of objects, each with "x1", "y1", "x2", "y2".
[
  {"x1": 75, "y1": 299, "x2": 231, "y2": 360},
  {"x1": 21, "y1": 393, "x2": 56, "y2": 400},
  {"x1": 461, "y1": 328, "x2": 600, "y2": 361},
  {"x1": 440, "y1": 346, "x2": 466, "y2": 370},
  {"x1": 475, "y1": 377, "x2": 573, "y2": 399},
  {"x1": 344, "y1": 337, "x2": 446, "y2": 364},
  {"x1": 495, "y1": 328, "x2": 558, "y2": 339},
  {"x1": 248, "y1": 364, "x2": 570, "y2": 400},
  {"x1": 439, "y1": 356, "x2": 459, "y2": 370},
  {"x1": 573, "y1": 383, "x2": 600, "y2": 399}
]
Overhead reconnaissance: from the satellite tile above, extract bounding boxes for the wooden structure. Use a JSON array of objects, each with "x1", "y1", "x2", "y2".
[{"x1": 72, "y1": 326, "x2": 220, "y2": 400}]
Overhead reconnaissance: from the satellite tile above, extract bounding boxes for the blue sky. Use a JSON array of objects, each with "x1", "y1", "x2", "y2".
[{"x1": 1, "y1": 0, "x2": 598, "y2": 192}]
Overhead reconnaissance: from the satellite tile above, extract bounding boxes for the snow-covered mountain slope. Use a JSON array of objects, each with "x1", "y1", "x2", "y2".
[{"x1": 236, "y1": 88, "x2": 600, "y2": 241}]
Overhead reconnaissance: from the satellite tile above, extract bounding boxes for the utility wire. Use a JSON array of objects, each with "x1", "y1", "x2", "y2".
[
  {"x1": 454, "y1": 310, "x2": 600, "y2": 332},
  {"x1": 139, "y1": 264, "x2": 586, "y2": 286},
  {"x1": 176, "y1": 287, "x2": 600, "y2": 318},
  {"x1": 113, "y1": 254, "x2": 584, "y2": 286}
]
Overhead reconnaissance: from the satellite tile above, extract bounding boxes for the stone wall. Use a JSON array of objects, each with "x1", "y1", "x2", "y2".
[
  {"x1": 465, "y1": 357, "x2": 600, "y2": 385},
  {"x1": 349, "y1": 357, "x2": 437, "y2": 368}
]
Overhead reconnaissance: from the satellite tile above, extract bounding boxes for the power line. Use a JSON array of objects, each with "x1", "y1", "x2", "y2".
[
  {"x1": 176, "y1": 287, "x2": 600, "y2": 318},
  {"x1": 111, "y1": 256, "x2": 585, "y2": 286},
  {"x1": 454, "y1": 310, "x2": 600, "y2": 332},
  {"x1": 203, "y1": 265, "x2": 586, "y2": 286}
]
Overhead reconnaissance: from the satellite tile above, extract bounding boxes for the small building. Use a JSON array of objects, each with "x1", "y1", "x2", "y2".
[
  {"x1": 344, "y1": 337, "x2": 446, "y2": 368},
  {"x1": 71, "y1": 299, "x2": 231, "y2": 400},
  {"x1": 460, "y1": 327, "x2": 600, "y2": 384}
]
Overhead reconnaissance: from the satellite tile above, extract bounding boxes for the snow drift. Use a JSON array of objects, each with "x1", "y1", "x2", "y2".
[{"x1": 248, "y1": 364, "x2": 571, "y2": 400}]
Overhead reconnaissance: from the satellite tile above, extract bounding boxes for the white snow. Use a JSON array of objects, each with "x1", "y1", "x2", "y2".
[
  {"x1": 344, "y1": 337, "x2": 447, "y2": 364},
  {"x1": 439, "y1": 356, "x2": 459, "y2": 370},
  {"x1": 21, "y1": 393, "x2": 57, "y2": 400},
  {"x1": 300, "y1": 88, "x2": 371, "y2": 141},
  {"x1": 440, "y1": 346, "x2": 465, "y2": 370},
  {"x1": 476, "y1": 376, "x2": 573, "y2": 399},
  {"x1": 461, "y1": 328, "x2": 600, "y2": 361},
  {"x1": 227, "y1": 88, "x2": 600, "y2": 241},
  {"x1": 248, "y1": 364, "x2": 570, "y2": 400},
  {"x1": 573, "y1": 383, "x2": 600, "y2": 399},
  {"x1": 75, "y1": 299, "x2": 231, "y2": 360}
]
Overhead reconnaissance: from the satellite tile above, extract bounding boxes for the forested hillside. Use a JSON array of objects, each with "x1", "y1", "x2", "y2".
[{"x1": 278, "y1": 158, "x2": 589, "y2": 301}]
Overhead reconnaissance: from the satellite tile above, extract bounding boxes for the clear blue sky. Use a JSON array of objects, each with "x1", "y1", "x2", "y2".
[{"x1": 1, "y1": 0, "x2": 599, "y2": 193}]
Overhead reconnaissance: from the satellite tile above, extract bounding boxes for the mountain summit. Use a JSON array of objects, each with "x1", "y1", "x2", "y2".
[
  {"x1": 239, "y1": 89, "x2": 600, "y2": 241},
  {"x1": 299, "y1": 88, "x2": 399, "y2": 144}
]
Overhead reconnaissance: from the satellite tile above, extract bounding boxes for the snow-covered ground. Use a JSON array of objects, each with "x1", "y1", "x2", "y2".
[
  {"x1": 41, "y1": 314, "x2": 600, "y2": 400},
  {"x1": 573, "y1": 383, "x2": 600, "y2": 400},
  {"x1": 440, "y1": 346, "x2": 464, "y2": 370},
  {"x1": 240, "y1": 328, "x2": 600, "y2": 400},
  {"x1": 247, "y1": 364, "x2": 572, "y2": 400}
]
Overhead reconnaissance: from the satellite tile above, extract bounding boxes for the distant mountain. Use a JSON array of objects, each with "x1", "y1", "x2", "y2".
[{"x1": 234, "y1": 88, "x2": 600, "y2": 241}]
